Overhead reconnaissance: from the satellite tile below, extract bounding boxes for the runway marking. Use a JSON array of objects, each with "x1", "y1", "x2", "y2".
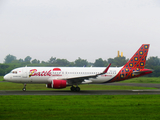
[{"x1": 132, "y1": 90, "x2": 144, "y2": 91}]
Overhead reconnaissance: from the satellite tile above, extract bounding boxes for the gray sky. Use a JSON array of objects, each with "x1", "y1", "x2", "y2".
[{"x1": 0, "y1": 0, "x2": 160, "y2": 63}]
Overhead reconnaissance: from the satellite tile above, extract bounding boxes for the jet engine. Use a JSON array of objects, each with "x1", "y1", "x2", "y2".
[{"x1": 46, "y1": 80, "x2": 67, "y2": 89}]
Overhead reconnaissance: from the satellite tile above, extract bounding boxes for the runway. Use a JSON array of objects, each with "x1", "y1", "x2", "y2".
[{"x1": 1, "y1": 89, "x2": 160, "y2": 95}]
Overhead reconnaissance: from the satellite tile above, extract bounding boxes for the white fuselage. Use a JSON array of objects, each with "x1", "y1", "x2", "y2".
[{"x1": 4, "y1": 67, "x2": 122, "y2": 84}]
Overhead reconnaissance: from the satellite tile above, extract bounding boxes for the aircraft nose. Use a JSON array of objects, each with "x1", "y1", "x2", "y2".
[{"x1": 4, "y1": 74, "x2": 10, "y2": 81}]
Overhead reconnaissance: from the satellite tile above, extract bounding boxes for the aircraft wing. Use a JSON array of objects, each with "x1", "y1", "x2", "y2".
[{"x1": 65, "y1": 63, "x2": 111, "y2": 85}]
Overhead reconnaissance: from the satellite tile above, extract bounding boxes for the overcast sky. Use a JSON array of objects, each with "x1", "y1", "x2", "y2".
[{"x1": 0, "y1": 0, "x2": 160, "y2": 63}]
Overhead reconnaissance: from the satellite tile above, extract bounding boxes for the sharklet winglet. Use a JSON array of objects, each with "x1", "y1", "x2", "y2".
[{"x1": 99, "y1": 63, "x2": 111, "y2": 75}]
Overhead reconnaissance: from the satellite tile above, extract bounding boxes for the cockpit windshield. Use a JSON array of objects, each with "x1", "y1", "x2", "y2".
[{"x1": 10, "y1": 71, "x2": 17, "y2": 74}]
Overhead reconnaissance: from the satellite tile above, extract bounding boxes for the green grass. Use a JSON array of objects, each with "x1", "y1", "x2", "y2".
[
  {"x1": 0, "y1": 76, "x2": 4, "y2": 81},
  {"x1": 1, "y1": 95, "x2": 160, "y2": 120},
  {"x1": 0, "y1": 82, "x2": 156, "y2": 90},
  {"x1": 120, "y1": 77, "x2": 160, "y2": 83}
]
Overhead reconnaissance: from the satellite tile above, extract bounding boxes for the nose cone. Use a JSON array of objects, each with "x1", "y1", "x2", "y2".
[{"x1": 4, "y1": 74, "x2": 10, "y2": 81}]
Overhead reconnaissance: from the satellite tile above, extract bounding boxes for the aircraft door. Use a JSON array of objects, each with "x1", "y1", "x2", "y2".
[
  {"x1": 22, "y1": 67, "x2": 32, "y2": 82},
  {"x1": 22, "y1": 67, "x2": 28, "y2": 78},
  {"x1": 64, "y1": 71, "x2": 68, "y2": 79}
]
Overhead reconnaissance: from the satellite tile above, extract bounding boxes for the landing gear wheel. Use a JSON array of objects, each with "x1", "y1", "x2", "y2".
[
  {"x1": 22, "y1": 83, "x2": 26, "y2": 92},
  {"x1": 70, "y1": 86, "x2": 76, "y2": 92},
  {"x1": 70, "y1": 86, "x2": 80, "y2": 92},
  {"x1": 22, "y1": 88, "x2": 26, "y2": 91},
  {"x1": 75, "y1": 87, "x2": 80, "y2": 92}
]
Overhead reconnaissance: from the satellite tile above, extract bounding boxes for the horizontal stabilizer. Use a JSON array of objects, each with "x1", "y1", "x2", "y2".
[{"x1": 133, "y1": 69, "x2": 153, "y2": 75}]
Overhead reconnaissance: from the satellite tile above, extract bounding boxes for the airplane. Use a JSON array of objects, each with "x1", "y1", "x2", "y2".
[{"x1": 3, "y1": 44, "x2": 153, "y2": 92}]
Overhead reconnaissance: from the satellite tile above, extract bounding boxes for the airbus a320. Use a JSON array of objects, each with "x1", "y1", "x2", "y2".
[{"x1": 4, "y1": 44, "x2": 153, "y2": 92}]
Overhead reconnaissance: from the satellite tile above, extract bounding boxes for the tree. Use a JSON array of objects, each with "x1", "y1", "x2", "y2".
[
  {"x1": 68, "y1": 62, "x2": 75, "y2": 67},
  {"x1": 24, "y1": 56, "x2": 32, "y2": 63},
  {"x1": 94, "y1": 58, "x2": 107, "y2": 67},
  {"x1": 56, "y1": 59, "x2": 69, "y2": 66},
  {"x1": 110, "y1": 56, "x2": 128, "y2": 67},
  {"x1": 75, "y1": 57, "x2": 88, "y2": 67},
  {"x1": 108, "y1": 58, "x2": 114, "y2": 64},
  {"x1": 146, "y1": 56, "x2": 160, "y2": 67},
  {"x1": 41, "y1": 61, "x2": 46, "y2": 64},
  {"x1": 32, "y1": 59, "x2": 40, "y2": 64},
  {"x1": 18, "y1": 59, "x2": 24, "y2": 63},
  {"x1": 48, "y1": 57, "x2": 56, "y2": 64},
  {"x1": 148, "y1": 66, "x2": 160, "y2": 77},
  {"x1": 4, "y1": 54, "x2": 17, "y2": 63}
]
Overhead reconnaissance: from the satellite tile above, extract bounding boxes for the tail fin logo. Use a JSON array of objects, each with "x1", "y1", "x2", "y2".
[
  {"x1": 134, "y1": 57, "x2": 138, "y2": 61},
  {"x1": 108, "y1": 44, "x2": 150, "y2": 83},
  {"x1": 124, "y1": 44, "x2": 150, "y2": 69},
  {"x1": 144, "y1": 45, "x2": 149, "y2": 49}
]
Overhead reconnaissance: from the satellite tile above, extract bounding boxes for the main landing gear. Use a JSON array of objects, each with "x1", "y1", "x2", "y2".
[
  {"x1": 70, "y1": 86, "x2": 80, "y2": 92},
  {"x1": 22, "y1": 83, "x2": 26, "y2": 91}
]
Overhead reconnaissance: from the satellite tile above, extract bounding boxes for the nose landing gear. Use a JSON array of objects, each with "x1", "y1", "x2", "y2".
[{"x1": 22, "y1": 83, "x2": 26, "y2": 91}]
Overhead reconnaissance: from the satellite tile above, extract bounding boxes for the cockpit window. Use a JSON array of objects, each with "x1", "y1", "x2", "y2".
[
  {"x1": 13, "y1": 71, "x2": 17, "y2": 74},
  {"x1": 10, "y1": 71, "x2": 17, "y2": 74}
]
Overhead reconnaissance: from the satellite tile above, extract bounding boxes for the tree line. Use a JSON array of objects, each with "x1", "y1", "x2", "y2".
[{"x1": 0, "y1": 54, "x2": 160, "y2": 77}]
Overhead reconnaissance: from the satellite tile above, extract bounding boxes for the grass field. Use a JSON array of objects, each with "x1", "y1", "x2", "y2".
[
  {"x1": 0, "y1": 76, "x2": 3, "y2": 81},
  {"x1": 119, "y1": 77, "x2": 160, "y2": 83},
  {"x1": 1, "y1": 95, "x2": 160, "y2": 120}
]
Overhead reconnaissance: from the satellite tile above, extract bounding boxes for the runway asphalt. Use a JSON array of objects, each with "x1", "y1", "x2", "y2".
[{"x1": 1, "y1": 89, "x2": 160, "y2": 95}]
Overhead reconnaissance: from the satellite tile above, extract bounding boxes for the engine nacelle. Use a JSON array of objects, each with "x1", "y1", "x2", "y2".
[{"x1": 46, "y1": 80, "x2": 67, "y2": 89}]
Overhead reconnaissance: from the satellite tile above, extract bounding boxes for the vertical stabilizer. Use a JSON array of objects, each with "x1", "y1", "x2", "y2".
[
  {"x1": 108, "y1": 44, "x2": 150, "y2": 83},
  {"x1": 124, "y1": 44, "x2": 150, "y2": 69}
]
